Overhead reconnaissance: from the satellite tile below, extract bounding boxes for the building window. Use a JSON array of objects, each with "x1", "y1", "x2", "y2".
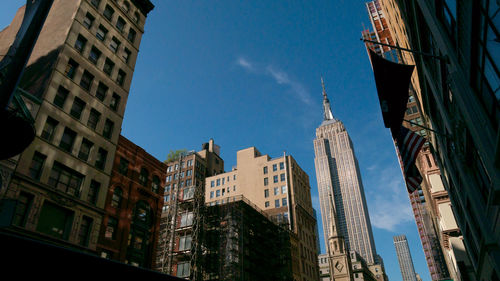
[
  {"x1": 275, "y1": 199, "x2": 280, "y2": 208},
  {"x1": 80, "y1": 70, "x2": 94, "y2": 91},
  {"x1": 78, "y1": 216, "x2": 93, "y2": 247},
  {"x1": 177, "y1": 262, "x2": 190, "y2": 278},
  {"x1": 152, "y1": 175, "x2": 160, "y2": 193},
  {"x1": 74, "y1": 34, "x2": 87, "y2": 53},
  {"x1": 122, "y1": 48, "x2": 132, "y2": 65},
  {"x1": 12, "y1": 192, "x2": 33, "y2": 227},
  {"x1": 103, "y1": 118, "x2": 114, "y2": 139},
  {"x1": 59, "y1": 127, "x2": 77, "y2": 153},
  {"x1": 116, "y1": 69, "x2": 126, "y2": 86},
  {"x1": 216, "y1": 179, "x2": 220, "y2": 186},
  {"x1": 53, "y1": 86, "x2": 69, "y2": 108},
  {"x1": 65, "y1": 59, "x2": 78, "y2": 79},
  {"x1": 103, "y1": 5, "x2": 114, "y2": 21},
  {"x1": 280, "y1": 173, "x2": 285, "y2": 182},
  {"x1": 264, "y1": 177, "x2": 268, "y2": 186},
  {"x1": 133, "y1": 12, "x2": 140, "y2": 24},
  {"x1": 264, "y1": 189, "x2": 269, "y2": 198},
  {"x1": 109, "y1": 92, "x2": 121, "y2": 111},
  {"x1": 273, "y1": 175, "x2": 278, "y2": 183},
  {"x1": 127, "y1": 28, "x2": 136, "y2": 43},
  {"x1": 88, "y1": 46, "x2": 101, "y2": 64},
  {"x1": 96, "y1": 25, "x2": 108, "y2": 41},
  {"x1": 36, "y1": 202, "x2": 74, "y2": 240},
  {"x1": 263, "y1": 166, "x2": 268, "y2": 174},
  {"x1": 103, "y1": 58, "x2": 114, "y2": 76},
  {"x1": 95, "y1": 148, "x2": 108, "y2": 170},
  {"x1": 210, "y1": 180, "x2": 214, "y2": 187},
  {"x1": 87, "y1": 108, "x2": 101, "y2": 130},
  {"x1": 83, "y1": 12, "x2": 95, "y2": 29},
  {"x1": 41, "y1": 116, "x2": 58, "y2": 142},
  {"x1": 28, "y1": 151, "x2": 46, "y2": 180},
  {"x1": 70, "y1": 97, "x2": 86, "y2": 119},
  {"x1": 265, "y1": 201, "x2": 269, "y2": 208},
  {"x1": 164, "y1": 194, "x2": 170, "y2": 202},
  {"x1": 90, "y1": 0, "x2": 100, "y2": 9},
  {"x1": 118, "y1": 158, "x2": 129, "y2": 175},
  {"x1": 96, "y1": 82, "x2": 108, "y2": 101},
  {"x1": 139, "y1": 167, "x2": 149, "y2": 186},
  {"x1": 121, "y1": 1, "x2": 130, "y2": 12},
  {"x1": 116, "y1": 17, "x2": 126, "y2": 33},
  {"x1": 109, "y1": 37, "x2": 120, "y2": 53},
  {"x1": 274, "y1": 187, "x2": 279, "y2": 195},
  {"x1": 272, "y1": 164, "x2": 277, "y2": 171},
  {"x1": 105, "y1": 217, "x2": 118, "y2": 239},
  {"x1": 111, "y1": 187, "x2": 122, "y2": 208},
  {"x1": 279, "y1": 162, "x2": 284, "y2": 170},
  {"x1": 216, "y1": 189, "x2": 220, "y2": 197},
  {"x1": 183, "y1": 187, "x2": 194, "y2": 200},
  {"x1": 210, "y1": 191, "x2": 214, "y2": 198},
  {"x1": 48, "y1": 161, "x2": 84, "y2": 197},
  {"x1": 179, "y1": 234, "x2": 192, "y2": 251},
  {"x1": 78, "y1": 138, "x2": 93, "y2": 161},
  {"x1": 281, "y1": 185, "x2": 287, "y2": 194},
  {"x1": 282, "y1": 198, "x2": 287, "y2": 206},
  {"x1": 88, "y1": 180, "x2": 100, "y2": 205},
  {"x1": 180, "y1": 212, "x2": 193, "y2": 227}
]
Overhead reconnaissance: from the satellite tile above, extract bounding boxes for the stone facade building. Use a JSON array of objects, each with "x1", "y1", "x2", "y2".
[{"x1": 0, "y1": 0, "x2": 153, "y2": 253}]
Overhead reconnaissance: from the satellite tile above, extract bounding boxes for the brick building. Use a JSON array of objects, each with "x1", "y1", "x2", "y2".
[{"x1": 97, "y1": 135, "x2": 166, "y2": 268}]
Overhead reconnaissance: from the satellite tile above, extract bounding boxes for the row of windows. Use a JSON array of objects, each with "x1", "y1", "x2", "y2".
[
  {"x1": 14, "y1": 195, "x2": 95, "y2": 246},
  {"x1": 264, "y1": 197, "x2": 288, "y2": 208},
  {"x1": 65, "y1": 56, "x2": 127, "y2": 93},
  {"x1": 165, "y1": 169, "x2": 193, "y2": 182},
  {"x1": 90, "y1": 0, "x2": 141, "y2": 26},
  {"x1": 117, "y1": 159, "x2": 162, "y2": 193},
  {"x1": 262, "y1": 162, "x2": 285, "y2": 174},
  {"x1": 40, "y1": 117, "x2": 110, "y2": 170},
  {"x1": 209, "y1": 185, "x2": 236, "y2": 199},
  {"x1": 29, "y1": 151, "x2": 102, "y2": 205},
  {"x1": 264, "y1": 185, "x2": 287, "y2": 198},
  {"x1": 52, "y1": 86, "x2": 117, "y2": 139},
  {"x1": 209, "y1": 174, "x2": 236, "y2": 187},
  {"x1": 86, "y1": 1, "x2": 138, "y2": 45},
  {"x1": 263, "y1": 173, "x2": 286, "y2": 185},
  {"x1": 166, "y1": 159, "x2": 194, "y2": 172}
]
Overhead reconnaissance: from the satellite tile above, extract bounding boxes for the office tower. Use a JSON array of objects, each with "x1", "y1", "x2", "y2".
[
  {"x1": 0, "y1": 0, "x2": 153, "y2": 253},
  {"x1": 313, "y1": 79, "x2": 386, "y2": 281},
  {"x1": 201, "y1": 198, "x2": 292, "y2": 281},
  {"x1": 97, "y1": 135, "x2": 166, "y2": 268},
  {"x1": 205, "y1": 147, "x2": 320, "y2": 281},
  {"x1": 370, "y1": 0, "x2": 497, "y2": 280},
  {"x1": 156, "y1": 139, "x2": 224, "y2": 279},
  {"x1": 393, "y1": 235, "x2": 418, "y2": 281}
]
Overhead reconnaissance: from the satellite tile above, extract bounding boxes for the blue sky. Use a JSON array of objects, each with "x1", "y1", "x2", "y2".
[{"x1": 1, "y1": 1, "x2": 430, "y2": 280}]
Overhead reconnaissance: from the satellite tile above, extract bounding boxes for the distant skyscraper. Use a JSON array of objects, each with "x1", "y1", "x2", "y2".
[
  {"x1": 393, "y1": 235, "x2": 418, "y2": 281},
  {"x1": 313, "y1": 79, "x2": 386, "y2": 280}
]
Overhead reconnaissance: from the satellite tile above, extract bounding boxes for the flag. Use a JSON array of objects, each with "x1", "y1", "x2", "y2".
[
  {"x1": 367, "y1": 48, "x2": 415, "y2": 133},
  {"x1": 394, "y1": 126, "x2": 426, "y2": 193}
]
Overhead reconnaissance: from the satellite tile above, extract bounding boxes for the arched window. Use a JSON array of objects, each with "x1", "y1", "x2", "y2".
[
  {"x1": 151, "y1": 175, "x2": 160, "y2": 193},
  {"x1": 121, "y1": 1, "x2": 130, "y2": 12},
  {"x1": 139, "y1": 167, "x2": 148, "y2": 186},
  {"x1": 111, "y1": 187, "x2": 122, "y2": 208},
  {"x1": 133, "y1": 12, "x2": 140, "y2": 24}
]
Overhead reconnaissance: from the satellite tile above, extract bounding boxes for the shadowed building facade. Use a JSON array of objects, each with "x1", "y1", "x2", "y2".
[{"x1": 0, "y1": 0, "x2": 153, "y2": 254}]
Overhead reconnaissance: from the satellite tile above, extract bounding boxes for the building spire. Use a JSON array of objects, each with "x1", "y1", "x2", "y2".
[{"x1": 321, "y1": 77, "x2": 335, "y2": 121}]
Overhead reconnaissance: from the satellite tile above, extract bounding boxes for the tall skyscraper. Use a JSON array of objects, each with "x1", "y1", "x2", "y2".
[
  {"x1": 313, "y1": 79, "x2": 386, "y2": 280},
  {"x1": 393, "y1": 235, "x2": 418, "y2": 281},
  {"x1": 0, "y1": 0, "x2": 153, "y2": 253}
]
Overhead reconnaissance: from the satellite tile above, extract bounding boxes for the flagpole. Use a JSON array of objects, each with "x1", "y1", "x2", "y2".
[
  {"x1": 361, "y1": 38, "x2": 448, "y2": 62},
  {"x1": 402, "y1": 119, "x2": 448, "y2": 137}
]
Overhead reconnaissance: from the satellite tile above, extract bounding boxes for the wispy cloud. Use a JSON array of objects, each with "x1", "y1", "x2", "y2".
[
  {"x1": 235, "y1": 57, "x2": 313, "y2": 106},
  {"x1": 236, "y1": 57, "x2": 255, "y2": 72},
  {"x1": 367, "y1": 165, "x2": 413, "y2": 231}
]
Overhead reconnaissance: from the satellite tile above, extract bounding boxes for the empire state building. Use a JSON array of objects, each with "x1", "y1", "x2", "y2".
[{"x1": 313, "y1": 79, "x2": 381, "y2": 271}]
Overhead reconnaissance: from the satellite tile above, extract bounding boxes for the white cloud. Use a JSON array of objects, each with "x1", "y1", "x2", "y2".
[
  {"x1": 236, "y1": 57, "x2": 254, "y2": 71},
  {"x1": 235, "y1": 57, "x2": 313, "y2": 106},
  {"x1": 367, "y1": 165, "x2": 414, "y2": 231}
]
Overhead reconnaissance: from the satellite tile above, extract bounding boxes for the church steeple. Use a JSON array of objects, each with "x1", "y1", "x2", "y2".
[{"x1": 321, "y1": 77, "x2": 335, "y2": 121}]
